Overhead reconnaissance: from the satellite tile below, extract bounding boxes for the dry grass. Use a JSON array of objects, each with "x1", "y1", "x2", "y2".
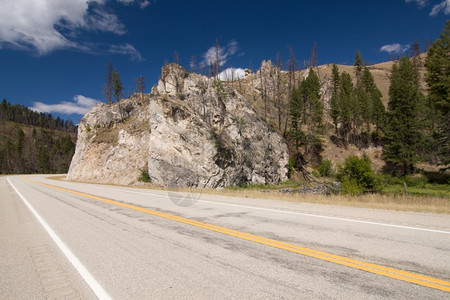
[
  {"x1": 47, "y1": 175, "x2": 449, "y2": 214},
  {"x1": 186, "y1": 188, "x2": 449, "y2": 214}
]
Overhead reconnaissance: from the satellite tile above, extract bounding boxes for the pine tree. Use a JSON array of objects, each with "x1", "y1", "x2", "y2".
[
  {"x1": 303, "y1": 69, "x2": 323, "y2": 134},
  {"x1": 15, "y1": 128, "x2": 25, "y2": 155},
  {"x1": 383, "y1": 57, "x2": 423, "y2": 175},
  {"x1": 425, "y1": 20, "x2": 450, "y2": 166},
  {"x1": 289, "y1": 87, "x2": 304, "y2": 148},
  {"x1": 330, "y1": 64, "x2": 341, "y2": 136},
  {"x1": 339, "y1": 72, "x2": 355, "y2": 143},
  {"x1": 361, "y1": 66, "x2": 385, "y2": 135},
  {"x1": 354, "y1": 50, "x2": 364, "y2": 84},
  {"x1": 112, "y1": 70, "x2": 124, "y2": 102}
]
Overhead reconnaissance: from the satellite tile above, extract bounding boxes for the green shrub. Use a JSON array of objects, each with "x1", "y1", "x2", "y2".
[
  {"x1": 318, "y1": 159, "x2": 333, "y2": 177},
  {"x1": 288, "y1": 158, "x2": 295, "y2": 178},
  {"x1": 340, "y1": 177, "x2": 362, "y2": 195},
  {"x1": 138, "y1": 169, "x2": 151, "y2": 183},
  {"x1": 337, "y1": 154, "x2": 379, "y2": 195}
]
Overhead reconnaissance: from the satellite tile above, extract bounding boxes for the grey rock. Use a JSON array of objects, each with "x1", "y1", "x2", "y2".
[{"x1": 68, "y1": 64, "x2": 289, "y2": 188}]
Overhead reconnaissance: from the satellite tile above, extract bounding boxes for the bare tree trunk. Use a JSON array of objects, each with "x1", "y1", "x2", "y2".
[
  {"x1": 136, "y1": 75, "x2": 145, "y2": 104},
  {"x1": 276, "y1": 53, "x2": 282, "y2": 131},
  {"x1": 103, "y1": 62, "x2": 113, "y2": 104}
]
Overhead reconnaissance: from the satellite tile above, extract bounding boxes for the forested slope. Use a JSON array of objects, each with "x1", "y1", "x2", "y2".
[{"x1": 0, "y1": 99, "x2": 77, "y2": 174}]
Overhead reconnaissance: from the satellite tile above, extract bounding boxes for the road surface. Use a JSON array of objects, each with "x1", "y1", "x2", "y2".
[{"x1": 2, "y1": 175, "x2": 449, "y2": 299}]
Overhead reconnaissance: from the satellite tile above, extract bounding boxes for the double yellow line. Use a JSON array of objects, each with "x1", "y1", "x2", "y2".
[{"x1": 27, "y1": 178, "x2": 450, "y2": 292}]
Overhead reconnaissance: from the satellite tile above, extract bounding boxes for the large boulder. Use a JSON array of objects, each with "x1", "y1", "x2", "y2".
[{"x1": 67, "y1": 64, "x2": 289, "y2": 188}]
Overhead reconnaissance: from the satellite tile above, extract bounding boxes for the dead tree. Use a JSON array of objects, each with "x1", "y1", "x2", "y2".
[
  {"x1": 310, "y1": 42, "x2": 317, "y2": 68},
  {"x1": 173, "y1": 51, "x2": 180, "y2": 65},
  {"x1": 103, "y1": 61, "x2": 114, "y2": 104},
  {"x1": 411, "y1": 39, "x2": 421, "y2": 81},
  {"x1": 136, "y1": 75, "x2": 145, "y2": 104},
  {"x1": 276, "y1": 53, "x2": 283, "y2": 131},
  {"x1": 214, "y1": 39, "x2": 220, "y2": 78}
]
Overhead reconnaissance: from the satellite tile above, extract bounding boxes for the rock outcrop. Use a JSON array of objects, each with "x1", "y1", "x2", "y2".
[{"x1": 67, "y1": 64, "x2": 289, "y2": 187}]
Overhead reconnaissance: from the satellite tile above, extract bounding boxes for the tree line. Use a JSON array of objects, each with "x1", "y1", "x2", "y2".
[{"x1": 1, "y1": 99, "x2": 77, "y2": 132}]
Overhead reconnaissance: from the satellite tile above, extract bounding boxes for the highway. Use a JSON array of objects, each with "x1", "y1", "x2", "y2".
[{"x1": 2, "y1": 175, "x2": 449, "y2": 299}]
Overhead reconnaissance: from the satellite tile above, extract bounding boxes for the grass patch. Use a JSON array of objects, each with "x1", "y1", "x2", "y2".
[
  {"x1": 92, "y1": 126, "x2": 119, "y2": 144},
  {"x1": 225, "y1": 179, "x2": 301, "y2": 191},
  {"x1": 382, "y1": 184, "x2": 450, "y2": 198}
]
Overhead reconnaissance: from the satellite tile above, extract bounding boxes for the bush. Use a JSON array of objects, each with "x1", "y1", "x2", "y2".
[
  {"x1": 337, "y1": 154, "x2": 379, "y2": 195},
  {"x1": 138, "y1": 169, "x2": 151, "y2": 183},
  {"x1": 288, "y1": 158, "x2": 295, "y2": 178},
  {"x1": 318, "y1": 159, "x2": 333, "y2": 177}
]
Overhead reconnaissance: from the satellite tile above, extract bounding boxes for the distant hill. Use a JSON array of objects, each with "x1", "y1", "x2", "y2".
[{"x1": 0, "y1": 99, "x2": 77, "y2": 174}]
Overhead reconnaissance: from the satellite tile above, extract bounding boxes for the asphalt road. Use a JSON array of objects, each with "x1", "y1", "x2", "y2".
[{"x1": 2, "y1": 175, "x2": 449, "y2": 299}]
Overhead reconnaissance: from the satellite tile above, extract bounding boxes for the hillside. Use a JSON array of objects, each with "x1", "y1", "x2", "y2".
[
  {"x1": 225, "y1": 53, "x2": 430, "y2": 171},
  {"x1": 0, "y1": 100, "x2": 77, "y2": 174}
]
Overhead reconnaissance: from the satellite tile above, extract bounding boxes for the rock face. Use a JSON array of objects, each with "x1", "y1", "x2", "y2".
[{"x1": 67, "y1": 64, "x2": 289, "y2": 187}]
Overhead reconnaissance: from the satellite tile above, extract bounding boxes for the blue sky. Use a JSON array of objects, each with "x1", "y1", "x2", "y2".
[{"x1": 0, "y1": 0, "x2": 448, "y2": 123}]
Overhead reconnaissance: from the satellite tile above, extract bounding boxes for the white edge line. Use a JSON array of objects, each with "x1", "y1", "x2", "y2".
[
  {"x1": 197, "y1": 200, "x2": 450, "y2": 235},
  {"x1": 103, "y1": 187, "x2": 450, "y2": 235},
  {"x1": 43, "y1": 181, "x2": 450, "y2": 235},
  {"x1": 7, "y1": 177, "x2": 111, "y2": 300}
]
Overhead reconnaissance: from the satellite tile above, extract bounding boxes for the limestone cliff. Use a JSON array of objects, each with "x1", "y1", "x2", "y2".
[{"x1": 67, "y1": 64, "x2": 289, "y2": 187}]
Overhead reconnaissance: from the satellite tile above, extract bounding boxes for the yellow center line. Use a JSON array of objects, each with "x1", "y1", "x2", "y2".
[{"x1": 26, "y1": 177, "x2": 450, "y2": 292}]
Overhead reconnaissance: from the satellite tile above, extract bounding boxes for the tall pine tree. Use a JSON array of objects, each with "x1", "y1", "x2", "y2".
[
  {"x1": 425, "y1": 20, "x2": 450, "y2": 166},
  {"x1": 383, "y1": 57, "x2": 423, "y2": 175},
  {"x1": 339, "y1": 72, "x2": 355, "y2": 144},
  {"x1": 354, "y1": 50, "x2": 364, "y2": 84},
  {"x1": 330, "y1": 64, "x2": 341, "y2": 136}
]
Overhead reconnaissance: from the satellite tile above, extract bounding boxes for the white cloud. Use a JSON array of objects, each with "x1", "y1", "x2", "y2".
[
  {"x1": 200, "y1": 40, "x2": 239, "y2": 69},
  {"x1": 0, "y1": 0, "x2": 146, "y2": 57},
  {"x1": 380, "y1": 43, "x2": 411, "y2": 54},
  {"x1": 85, "y1": 8, "x2": 126, "y2": 35},
  {"x1": 109, "y1": 43, "x2": 143, "y2": 61},
  {"x1": 430, "y1": 0, "x2": 450, "y2": 16},
  {"x1": 218, "y1": 68, "x2": 245, "y2": 81},
  {"x1": 140, "y1": 1, "x2": 151, "y2": 9},
  {"x1": 31, "y1": 95, "x2": 100, "y2": 115},
  {"x1": 117, "y1": 0, "x2": 151, "y2": 9},
  {"x1": 405, "y1": 0, "x2": 428, "y2": 7}
]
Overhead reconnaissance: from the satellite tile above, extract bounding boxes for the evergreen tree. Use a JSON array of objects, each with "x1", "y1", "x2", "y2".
[
  {"x1": 425, "y1": 20, "x2": 450, "y2": 166},
  {"x1": 330, "y1": 64, "x2": 341, "y2": 136},
  {"x1": 112, "y1": 70, "x2": 124, "y2": 102},
  {"x1": 383, "y1": 57, "x2": 423, "y2": 175},
  {"x1": 15, "y1": 128, "x2": 25, "y2": 155},
  {"x1": 289, "y1": 87, "x2": 304, "y2": 148},
  {"x1": 354, "y1": 50, "x2": 364, "y2": 84},
  {"x1": 361, "y1": 66, "x2": 385, "y2": 134},
  {"x1": 355, "y1": 86, "x2": 370, "y2": 134},
  {"x1": 38, "y1": 146, "x2": 50, "y2": 173},
  {"x1": 303, "y1": 69, "x2": 323, "y2": 133},
  {"x1": 339, "y1": 72, "x2": 355, "y2": 143}
]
